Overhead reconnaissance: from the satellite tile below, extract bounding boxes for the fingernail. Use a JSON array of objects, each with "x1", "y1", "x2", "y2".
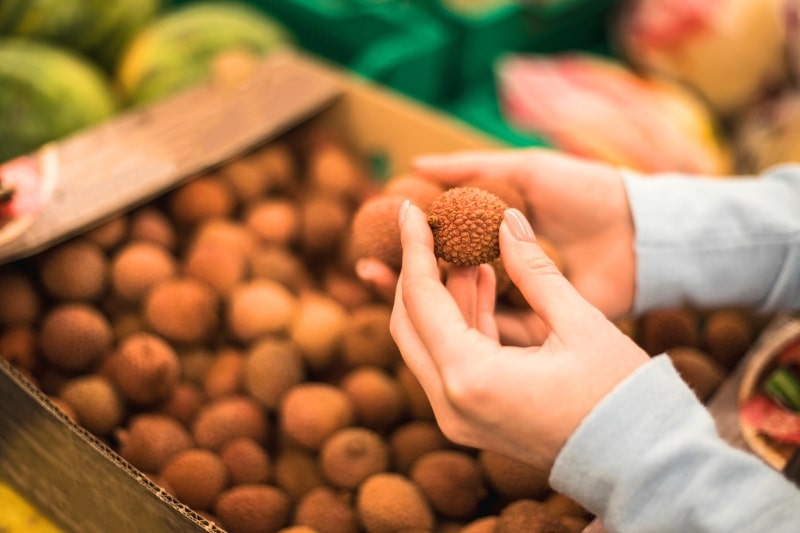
[
  {"x1": 355, "y1": 259, "x2": 372, "y2": 280},
  {"x1": 398, "y1": 199, "x2": 411, "y2": 226},
  {"x1": 504, "y1": 208, "x2": 535, "y2": 242},
  {"x1": 412, "y1": 155, "x2": 439, "y2": 170}
]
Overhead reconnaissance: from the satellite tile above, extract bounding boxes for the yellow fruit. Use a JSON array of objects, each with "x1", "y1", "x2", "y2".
[{"x1": 117, "y1": 2, "x2": 292, "y2": 105}]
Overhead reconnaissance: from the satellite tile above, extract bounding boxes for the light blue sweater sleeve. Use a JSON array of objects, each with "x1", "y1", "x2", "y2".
[
  {"x1": 622, "y1": 165, "x2": 800, "y2": 314},
  {"x1": 550, "y1": 356, "x2": 800, "y2": 533},
  {"x1": 550, "y1": 168, "x2": 800, "y2": 531}
]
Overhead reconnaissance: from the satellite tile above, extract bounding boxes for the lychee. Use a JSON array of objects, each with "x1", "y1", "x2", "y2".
[{"x1": 427, "y1": 187, "x2": 508, "y2": 267}]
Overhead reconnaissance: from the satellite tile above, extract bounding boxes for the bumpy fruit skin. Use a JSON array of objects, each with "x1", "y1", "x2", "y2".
[
  {"x1": 348, "y1": 195, "x2": 405, "y2": 271},
  {"x1": 427, "y1": 187, "x2": 508, "y2": 267},
  {"x1": 357, "y1": 472, "x2": 435, "y2": 533}
]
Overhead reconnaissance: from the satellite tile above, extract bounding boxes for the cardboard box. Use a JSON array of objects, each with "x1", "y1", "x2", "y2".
[
  {"x1": 0, "y1": 357, "x2": 217, "y2": 533},
  {"x1": 0, "y1": 50, "x2": 502, "y2": 532}
]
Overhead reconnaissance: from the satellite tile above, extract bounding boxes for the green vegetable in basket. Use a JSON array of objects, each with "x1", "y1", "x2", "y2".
[{"x1": 764, "y1": 367, "x2": 800, "y2": 412}]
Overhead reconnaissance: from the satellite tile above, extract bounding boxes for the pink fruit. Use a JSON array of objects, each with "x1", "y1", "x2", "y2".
[{"x1": 497, "y1": 53, "x2": 731, "y2": 175}]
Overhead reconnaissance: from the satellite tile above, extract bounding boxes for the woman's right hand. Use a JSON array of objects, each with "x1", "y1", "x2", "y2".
[
  {"x1": 413, "y1": 149, "x2": 637, "y2": 321},
  {"x1": 389, "y1": 200, "x2": 650, "y2": 471}
]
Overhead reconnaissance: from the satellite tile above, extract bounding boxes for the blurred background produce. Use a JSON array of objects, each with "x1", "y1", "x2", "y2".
[
  {"x1": 613, "y1": 0, "x2": 789, "y2": 118},
  {"x1": 0, "y1": 0, "x2": 163, "y2": 70},
  {"x1": 0, "y1": 38, "x2": 117, "y2": 162},
  {"x1": 0, "y1": 0, "x2": 293, "y2": 163},
  {"x1": 496, "y1": 52, "x2": 731, "y2": 174},
  {"x1": 116, "y1": 2, "x2": 293, "y2": 106},
  {"x1": 3, "y1": 0, "x2": 800, "y2": 174}
]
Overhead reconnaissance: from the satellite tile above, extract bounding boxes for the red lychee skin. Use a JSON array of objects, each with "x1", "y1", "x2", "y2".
[
  {"x1": 427, "y1": 186, "x2": 508, "y2": 267},
  {"x1": 348, "y1": 195, "x2": 405, "y2": 271}
]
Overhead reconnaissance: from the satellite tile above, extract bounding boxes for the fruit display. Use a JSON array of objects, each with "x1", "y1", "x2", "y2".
[
  {"x1": 0, "y1": 117, "x2": 773, "y2": 531},
  {"x1": 0, "y1": 38, "x2": 117, "y2": 162},
  {"x1": 1, "y1": 0, "x2": 796, "y2": 529}
]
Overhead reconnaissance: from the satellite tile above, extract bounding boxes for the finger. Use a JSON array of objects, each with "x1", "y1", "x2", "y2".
[
  {"x1": 475, "y1": 264, "x2": 499, "y2": 341},
  {"x1": 355, "y1": 257, "x2": 398, "y2": 303},
  {"x1": 398, "y1": 201, "x2": 441, "y2": 281},
  {"x1": 392, "y1": 250, "x2": 475, "y2": 429},
  {"x1": 390, "y1": 269, "x2": 449, "y2": 408},
  {"x1": 496, "y1": 310, "x2": 548, "y2": 346},
  {"x1": 398, "y1": 202, "x2": 498, "y2": 366},
  {"x1": 413, "y1": 150, "x2": 542, "y2": 185},
  {"x1": 446, "y1": 266, "x2": 479, "y2": 328},
  {"x1": 499, "y1": 209, "x2": 598, "y2": 332}
]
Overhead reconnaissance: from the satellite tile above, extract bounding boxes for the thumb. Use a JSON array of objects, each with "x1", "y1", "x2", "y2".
[{"x1": 500, "y1": 209, "x2": 597, "y2": 330}]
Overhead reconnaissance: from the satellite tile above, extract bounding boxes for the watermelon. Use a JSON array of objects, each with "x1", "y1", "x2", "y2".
[
  {"x1": 0, "y1": 0, "x2": 163, "y2": 70},
  {"x1": 116, "y1": 2, "x2": 294, "y2": 106},
  {"x1": 0, "y1": 38, "x2": 118, "y2": 163}
]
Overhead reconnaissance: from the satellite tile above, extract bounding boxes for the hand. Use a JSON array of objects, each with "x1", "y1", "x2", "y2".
[
  {"x1": 413, "y1": 149, "x2": 636, "y2": 320},
  {"x1": 390, "y1": 201, "x2": 649, "y2": 471}
]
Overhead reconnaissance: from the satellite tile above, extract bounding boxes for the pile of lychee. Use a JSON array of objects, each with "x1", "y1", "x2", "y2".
[{"x1": 0, "y1": 121, "x2": 766, "y2": 533}]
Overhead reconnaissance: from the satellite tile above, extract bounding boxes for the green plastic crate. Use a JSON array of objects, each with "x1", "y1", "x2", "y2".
[
  {"x1": 445, "y1": 81, "x2": 549, "y2": 148},
  {"x1": 410, "y1": 0, "x2": 620, "y2": 99},
  {"x1": 417, "y1": 1, "x2": 530, "y2": 100},
  {"x1": 444, "y1": 36, "x2": 617, "y2": 148},
  {"x1": 437, "y1": 0, "x2": 620, "y2": 145},
  {"x1": 525, "y1": 0, "x2": 617, "y2": 19},
  {"x1": 523, "y1": 0, "x2": 620, "y2": 53},
  {"x1": 251, "y1": 0, "x2": 454, "y2": 103},
  {"x1": 172, "y1": 0, "x2": 620, "y2": 143}
]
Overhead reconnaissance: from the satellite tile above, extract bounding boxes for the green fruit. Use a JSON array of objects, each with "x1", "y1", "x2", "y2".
[
  {"x1": 0, "y1": 38, "x2": 117, "y2": 162},
  {"x1": 0, "y1": 0, "x2": 163, "y2": 70},
  {"x1": 117, "y1": 2, "x2": 294, "y2": 106}
]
